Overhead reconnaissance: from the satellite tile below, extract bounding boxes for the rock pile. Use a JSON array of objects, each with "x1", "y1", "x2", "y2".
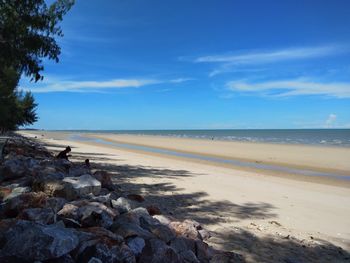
[{"x1": 0, "y1": 136, "x2": 244, "y2": 263}]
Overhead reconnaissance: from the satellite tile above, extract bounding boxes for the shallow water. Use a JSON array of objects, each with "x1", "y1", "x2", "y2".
[
  {"x1": 63, "y1": 129, "x2": 350, "y2": 147},
  {"x1": 71, "y1": 134, "x2": 350, "y2": 181}
]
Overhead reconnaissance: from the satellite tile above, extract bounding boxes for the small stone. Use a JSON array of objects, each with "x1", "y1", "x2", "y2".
[{"x1": 111, "y1": 197, "x2": 131, "y2": 214}]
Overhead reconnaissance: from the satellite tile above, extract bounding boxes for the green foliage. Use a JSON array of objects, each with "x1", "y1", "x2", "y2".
[
  {"x1": 0, "y1": 67, "x2": 38, "y2": 132},
  {"x1": 0, "y1": 0, "x2": 74, "y2": 132},
  {"x1": 0, "y1": 0, "x2": 74, "y2": 81}
]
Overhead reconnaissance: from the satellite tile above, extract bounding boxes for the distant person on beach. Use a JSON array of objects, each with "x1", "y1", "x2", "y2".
[
  {"x1": 85, "y1": 159, "x2": 90, "y2": 168},
  {"x1": 56, "y1": 146, "x2": 72, "y2": 160}
]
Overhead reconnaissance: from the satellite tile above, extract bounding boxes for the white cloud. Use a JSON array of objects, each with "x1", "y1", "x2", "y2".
[
  {"x1": 325, "y1": 114, "x2": 337, "y2": 128},
  {"x1": 20, "y1": 76, "x2": 193, "y2": 93},
  {"x1": 226, "y1": 79, "x2": 350, "y2": 98},
  {"x1": 193, "y1": 44, "x2": 347, "y2": 77},
  {"x1": 195, "y1": 45, "x2": 343, "y2": 64},
  {"x1": 169, "y1": 78, "x2": 194, "y2": 83}
]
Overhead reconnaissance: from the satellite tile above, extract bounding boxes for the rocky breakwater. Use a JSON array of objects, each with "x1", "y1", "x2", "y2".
[{"x1": 0, "y1": 135, "x2": 244, "y2": 263}]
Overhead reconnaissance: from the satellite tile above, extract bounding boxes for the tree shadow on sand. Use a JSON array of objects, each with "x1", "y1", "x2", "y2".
[
  {"x1": 209, "y1": 228, "x2": 350, "y2": 263},
  {"x1": 65, "y1": 149, "x2": 350, "y2": 262}
]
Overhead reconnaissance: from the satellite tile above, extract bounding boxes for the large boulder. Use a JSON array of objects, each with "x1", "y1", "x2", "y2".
[
  {"x1": 0, "y1": 220, "x2": 79, "y2": 261},
  {"x1": 140, "y1": 217, "x2": 176, "y2": 243},
  {"x1": 0, "y1": 191, "x2": 48, "y2": 218},
  {"x1": 72, "y1": 227, "x2": 135, "y2": 263},
  {"x1": 58, "y1": 200, "x2": 118, "y2": 228},
  {"x1": 139, "y1": 238, "x2": 181, "y2": 263},
  {"x1": 61, "y1": 174, "x2": 101, "y2": 200},
  {"x1": 19, "y1": 207, "x2": 55, "y2": 224}
]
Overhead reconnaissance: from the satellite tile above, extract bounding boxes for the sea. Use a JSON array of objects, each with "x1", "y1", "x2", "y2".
[{"x1": 66, "y1": 129, "x2": 350, "y2": 147}]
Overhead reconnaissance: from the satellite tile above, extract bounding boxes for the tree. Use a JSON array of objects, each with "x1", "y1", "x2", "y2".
[{"x1": 0, "y1": 0, "x2": 74, "y2": 132}]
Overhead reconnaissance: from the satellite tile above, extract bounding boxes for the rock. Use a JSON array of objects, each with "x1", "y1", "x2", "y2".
[
  {"x1": 147, "y1": 205, "x2": 162, "y2": 216},
  {"x1": 57, "y1": 203, "x2": 80, "y2": 221},
  {"x1": 194, "y1": 240, "x2": 211, "y2": 263},
  {"x1": 169, "y1": 219, "x2": 202, "y2": 240},
  {"x1": 126, "y1": 194, "x2": 145, "y2": 202},
  {"x1": 111, "y1": 221, "x2": 154, "y2": 239},
  {"x1": 139, "y1": 238, "x2": 181, "y2": 263},
  {"x1": 140, "y1": 217, "x2": 176, "y2": 243},
  {"x1": 2, "y1": 186, "x2": 31, "y2": 201},
  {"x1": 0, "y1": 187, "x2": 12, "y2": 202},
  {"x1": 58, "y1": 201, "x2": 117, "y2": 228},
  {"x1": 45, "y1": 254, "x2": 75, "y2": 263},
  {"x1": 88, "y1": 257, "x2": 103, "y2": 263},
  {"x1": 170, "y1": 237, "x2": 196, "y2": 254},
  {"x1": 92, "y1": 170, "x2": 115, "y2": 191},
  {"x1": 198, "y1": 229, "x2": 211, "y2": 240},
  {"x1": 0, "y1": 157, "x2": 28, "y2": 180},
  {"x1": 0, "y1": 176, "x2": 33, "y2": 188},
  {"x1": 73, "y1": 228, "x2": 134, "y2": 263},
  {"x1": 45, "y1": 197, "x2": 67, "y2": 213},
  {"x1": 127, "y1": 237, "x2": 145, "y2": 256},
  {"x1": 153, "y1": 214, "x2": 174, "y2": 226},
  {"x1": 69, "y1": 165, "x2": 91, "y2": 177},
  {"x1": 210, "y1": 251, "x2": 245, "y2": 263},
  {"x1": 0, "y1": 192, "x2": 48, "y2": 218},
  {"x1": 62, "y1": 174, "x2": 101, "y2": 200},
  {"x1": 0, "y1": 220, "x2": 79, "y2": 261},
  {"x1": 180, "y1": 250, "x2": 200, "y2": 263},
  {"x1": 111, "y1": 197, "x2": 132, "y2": 214},
  {"x1": 32, "y1": 172, "x2": 65, "y2": 196},
  {"x1": 19, "y1": 207, "x2": 55, "y2": 224}
]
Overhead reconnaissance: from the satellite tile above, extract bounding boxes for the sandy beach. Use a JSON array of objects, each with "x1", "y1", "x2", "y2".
[{"x1": 19, "y1": 130, "x2": 350, "y2": 261}]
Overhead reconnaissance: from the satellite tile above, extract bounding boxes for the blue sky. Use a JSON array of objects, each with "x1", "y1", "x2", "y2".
[{"x1": 20, "y1": 0, "x2": 350, "y2": 130}]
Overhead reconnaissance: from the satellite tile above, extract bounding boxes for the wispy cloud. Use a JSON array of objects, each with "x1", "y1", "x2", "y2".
[
  {"x1": 193, "y1": 45, "x2": 347, "y2": 76},
  {"x1": 169, "y1": 78, "x2": 195, "y2": 83},
  {"x1": 20, "y1": 76, "x2": 192, "y2": 93},
  {"x1": 226, "y1": 79, "x2": 350, "y2": 98},
  {"x1": 196, "y1": 45, "x2": 343, "y2": 64}
]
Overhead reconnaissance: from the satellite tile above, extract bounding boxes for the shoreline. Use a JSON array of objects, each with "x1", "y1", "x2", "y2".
[
  {"x1": 18, "y1": 130, "x2": 350, "y2": 253},
  {"x1": 20, "y1": 130, "x2": 350, "y2": 187}
]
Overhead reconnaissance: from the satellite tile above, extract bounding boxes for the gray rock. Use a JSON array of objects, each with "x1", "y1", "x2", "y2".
[
  {"x1": 20, "y1": 207, "x2": 55, "y2": 224},
  {"x1": 111, "y1": 197, "x2": 131, "y2": 214},
  {"x1": 3, "y1": 186, "x2": 31, "y2": 201},
  {"x1": 58, "y1": 201, "x2": 117, "y2": 228},
  {"x1": 180, "y1": 250, "x2": 200, "y2": 263},
  {"x1": 111, "y1": 222, "x2": 154, "y2": 239},
  {"x1": 0, "y1": 220, "x2": 79, "y2": 261},
  {"x1": 32, "y1": 172, "x2": 65, "y2": 196},
  {"x1": 170, "y1": 237, "x2": 196, "y2": 254},
  {"x1": 140, "y1": 217, "x2": 176, "y2": 243},
  {"x1": 62, "y1": 174, "x2": 101, "y2": 200},
  {"x1": 127, "y1": 237, "x2": 145, "y2": 256},
  {"x1": 45, "y1": 197, "x2": 67, "y2": 213},
  {"x1": 88, "y1": 257, "x2": 103, "y2": 263},
  {"x1": 139, "y1": 238, "x2": 181, "y2": 263},
  {"x1": 69, "y1": 165, "x2": 91, "y2": 177}
]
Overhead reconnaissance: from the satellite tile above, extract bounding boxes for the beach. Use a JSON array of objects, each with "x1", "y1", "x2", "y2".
[{"x1": 19, "y1": 130, "x2": 350, "y2": 260}]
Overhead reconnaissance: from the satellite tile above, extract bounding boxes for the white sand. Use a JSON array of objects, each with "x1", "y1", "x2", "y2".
[{"x1": 19, "y1": 131, "x2": 350, "y2": 254}]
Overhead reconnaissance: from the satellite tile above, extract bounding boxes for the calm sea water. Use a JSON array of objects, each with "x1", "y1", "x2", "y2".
[{"x1": 66, "y1": 129, "x2": 350, "y2": 147}]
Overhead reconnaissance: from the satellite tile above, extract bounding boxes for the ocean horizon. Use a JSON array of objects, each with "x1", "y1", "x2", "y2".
[{"x1": 39, "y1": 129, "x2": 350, "y2": 147}]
